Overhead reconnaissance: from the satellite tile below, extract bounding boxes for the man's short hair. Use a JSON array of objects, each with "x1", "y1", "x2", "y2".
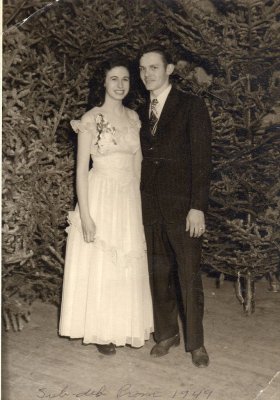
[{"x1": 138, "y1": 44, "x2": 174, "y2": 66}]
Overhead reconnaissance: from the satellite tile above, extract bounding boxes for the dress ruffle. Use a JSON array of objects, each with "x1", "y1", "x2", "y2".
[
  {"x1": 66, "y1": 210, "x2": 147, "y2": 266},
  {"x1": 70, "y1": 119, "x2": 96, "y2": 136}
]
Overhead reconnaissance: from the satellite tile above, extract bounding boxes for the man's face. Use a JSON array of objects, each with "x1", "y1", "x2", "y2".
[{"x1": 139, "y1": 52, "x2": 174, "y2": 95}]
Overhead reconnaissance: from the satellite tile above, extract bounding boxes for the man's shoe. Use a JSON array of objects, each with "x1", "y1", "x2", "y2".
[
  {"x1": 96, "y1": 343, "x2": 116, "y2": 355},
  {"x1": 191, "y1": 346, "x2": 209, "y2": 367},
  {"x1": 150, "y1": 334, "x2": 180, "y2": 357}
]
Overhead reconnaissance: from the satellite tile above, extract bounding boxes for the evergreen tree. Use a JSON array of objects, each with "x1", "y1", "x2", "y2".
[{"x1": 2, "y1": 0, "x2": 279, "y2": 329}]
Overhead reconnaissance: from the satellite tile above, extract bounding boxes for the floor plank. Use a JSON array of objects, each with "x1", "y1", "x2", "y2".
[{"x1": 2, "y1": 276, "x2": 280, "y2": 400}]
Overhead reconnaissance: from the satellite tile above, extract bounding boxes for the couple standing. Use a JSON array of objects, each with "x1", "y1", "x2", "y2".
[{"x1": 59, "y1": 44, "x2": 212, "y2": 368}]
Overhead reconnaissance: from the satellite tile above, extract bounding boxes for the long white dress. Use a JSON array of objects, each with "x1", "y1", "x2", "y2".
[{"x1": 59, "y1": 107, "x2": 154, "y2": 347}]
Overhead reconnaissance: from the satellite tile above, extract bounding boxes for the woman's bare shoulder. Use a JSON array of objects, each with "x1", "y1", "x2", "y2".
[{"x1": 81, "y1": 107, "x2": 102, "y2": 122}]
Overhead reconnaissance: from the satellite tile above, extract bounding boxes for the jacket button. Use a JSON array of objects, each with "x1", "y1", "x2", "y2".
[
  {"x1": 148, "y1": 146, "x2": 154, "y2": 151},
  {"x1": 153, "y1": 160, "x2": 159, "y2": 165}
]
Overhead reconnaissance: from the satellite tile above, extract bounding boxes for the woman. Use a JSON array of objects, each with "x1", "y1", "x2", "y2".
[{"x1": 59, "y1": 58, "x2": 154, "y2": 355}]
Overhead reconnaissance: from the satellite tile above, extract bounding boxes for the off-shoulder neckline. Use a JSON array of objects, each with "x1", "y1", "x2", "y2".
[
  {"x1": 90, "y1": 107, "x2": 138, "y2": 125},
  {"x1": 91, "y1": 106, "x2": 135, "y2": 117}
]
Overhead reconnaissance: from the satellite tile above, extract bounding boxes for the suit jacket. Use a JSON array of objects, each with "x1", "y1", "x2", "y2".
[{"x1": 138, "y1": 87, "x2": 212, "y2": 225}]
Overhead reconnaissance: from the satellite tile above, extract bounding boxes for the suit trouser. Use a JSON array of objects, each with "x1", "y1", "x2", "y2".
[{"x1": 144, "y1": 222, "x2": 204, "y2": 352}]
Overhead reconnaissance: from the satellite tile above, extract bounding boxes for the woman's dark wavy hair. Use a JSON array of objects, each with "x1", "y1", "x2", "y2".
[{"x1": 86, "y1": 56, "x2": 133, "y2": 110}]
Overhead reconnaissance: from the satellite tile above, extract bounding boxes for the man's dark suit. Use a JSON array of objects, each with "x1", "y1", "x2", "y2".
[{"x1": 139, "y1": 86, "x2": 212, "y2": 351}]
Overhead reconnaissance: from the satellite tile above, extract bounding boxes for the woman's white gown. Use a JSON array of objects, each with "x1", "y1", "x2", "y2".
[{"x1": 59, "y1": 107, "x2": 154, "y2": 347}]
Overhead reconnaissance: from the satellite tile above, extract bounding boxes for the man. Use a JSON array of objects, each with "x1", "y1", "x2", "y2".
[{"x1": 138, "y1": 44, "x2": 212, "y2": 367}]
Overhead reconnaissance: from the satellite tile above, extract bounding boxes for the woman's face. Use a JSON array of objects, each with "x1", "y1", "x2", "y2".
[{"x1": 104, "y1": 66, "x2": 130, "y2": 101}]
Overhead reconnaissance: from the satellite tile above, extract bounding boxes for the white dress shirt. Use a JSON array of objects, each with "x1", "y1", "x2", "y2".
[{"x1": 150, "y1": 84, "x2": 172, "y2": 119}]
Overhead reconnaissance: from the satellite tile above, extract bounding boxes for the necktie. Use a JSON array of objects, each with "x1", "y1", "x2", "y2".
[{"x1": 149, "y1": 98, "x2": 159, "y2": 135}]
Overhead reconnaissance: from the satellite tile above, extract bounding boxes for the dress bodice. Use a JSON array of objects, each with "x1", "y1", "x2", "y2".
[
  {"x1": 70, "y1": 107, "x2": 141, "y2": 158},
  {"x1": 71, "y1": 107, "x2": 141, "y2": 182}
]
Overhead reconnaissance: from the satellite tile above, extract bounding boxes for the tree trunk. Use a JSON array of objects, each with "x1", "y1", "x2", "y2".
[{"x1": 236, "y1": 273, "x2": 255, "y2": 315}]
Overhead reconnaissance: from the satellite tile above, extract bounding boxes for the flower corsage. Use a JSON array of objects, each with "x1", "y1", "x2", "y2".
[{"x1": 95, "y1": 113, "x2": 117, "y2": 154}]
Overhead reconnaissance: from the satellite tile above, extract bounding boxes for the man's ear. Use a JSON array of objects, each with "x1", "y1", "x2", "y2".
[{"x1": 166, "y1": 63, "x2": 175, "y2": 76}]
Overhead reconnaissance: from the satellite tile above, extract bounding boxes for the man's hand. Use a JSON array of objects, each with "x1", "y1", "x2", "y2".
[{"x1": 186, "y1": 209, "x2": 206, "y2": 238}]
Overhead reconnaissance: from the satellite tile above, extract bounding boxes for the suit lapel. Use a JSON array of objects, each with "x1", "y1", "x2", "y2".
[
  {"x1": 142, "y1": 101, "x2": 150, "y2": 130},
  {"x1": 141, "y1": 87, "x2": 181, "y2": 139},
  {"x1": 155, "y1": 87, "x2": 181, "y2": 135},
  {"x1": 139, "y1": 101, "x2": 154, "y2": 145}
]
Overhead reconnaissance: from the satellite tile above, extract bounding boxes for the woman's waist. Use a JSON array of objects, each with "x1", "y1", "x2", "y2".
[
  {"x1": 90, "y1": 165, "x2": 136, "y2": 183},
  {"x1": 93, "y1": 152, "x2": 133, "y2": 164}
]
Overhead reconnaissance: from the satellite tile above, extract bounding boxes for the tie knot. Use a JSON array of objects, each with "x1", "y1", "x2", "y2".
[{"x1": 151, "y1": 98, "x2": 158, "y2": 106}]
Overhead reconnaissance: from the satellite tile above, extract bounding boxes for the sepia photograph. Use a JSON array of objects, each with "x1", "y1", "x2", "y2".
[{"x1": 2, "y1": 1, "x2": 280, "y2": 399}]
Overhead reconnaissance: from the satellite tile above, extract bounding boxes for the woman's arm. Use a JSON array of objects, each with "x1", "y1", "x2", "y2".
[
  {"x1": 131, "y1": 110, "x2": 143, "y2": 183},
  {"x1": 134, "y1": 147, "x2": 143, "y2": 184},
  {"x1": 76, "y1": 120, "x2": 96, "y2": 242}
]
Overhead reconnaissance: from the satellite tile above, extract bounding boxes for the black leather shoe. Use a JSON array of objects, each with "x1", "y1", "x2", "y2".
[
  {"x1": 96, "y1": 343, "x2": 116, "y2": 355},
  {"x1": 150, "y1": 334, "x2": 180, "y2": 357},
  {"x1": 191, "y1": 346, "x2": 209, "y2": 367}
]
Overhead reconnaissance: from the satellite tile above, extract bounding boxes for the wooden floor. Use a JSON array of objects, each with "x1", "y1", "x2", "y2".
[{"x1": 2, "y1": 276, "x2": 280, "y2": 400}]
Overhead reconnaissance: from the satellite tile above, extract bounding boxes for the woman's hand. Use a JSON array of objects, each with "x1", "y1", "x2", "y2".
[{"x1": 81, "y1": 216, "x2": 96, "y2": 243}]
